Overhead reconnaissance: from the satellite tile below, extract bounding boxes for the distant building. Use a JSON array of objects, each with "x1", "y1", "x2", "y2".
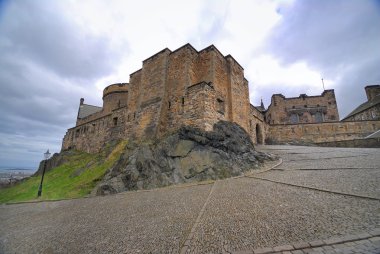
[
  {"x1": 342, "y1": 85, "x2": 380, "y2": 121},
  {"x1": 265, "y1": 90, "x2": 339, "y2": 125}
]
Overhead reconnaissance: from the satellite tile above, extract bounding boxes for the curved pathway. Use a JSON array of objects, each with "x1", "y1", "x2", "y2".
[{"x1": 1, "y1": 145, "x2": 379, "y2": 253}]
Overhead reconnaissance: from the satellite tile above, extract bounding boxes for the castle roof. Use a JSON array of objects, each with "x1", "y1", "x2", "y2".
[
  {"x1": 78, "y1": 104, "x2": 102, "y2": 119},
  {"x1": 342, "y1": 94, "x2": 380, "y2": 120}
]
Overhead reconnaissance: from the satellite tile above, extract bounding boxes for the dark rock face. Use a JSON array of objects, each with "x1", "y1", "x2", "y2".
[
  {"x1": 94, "y1": 121, "x2": 276, "y2": 195},
  {"x1": 34, "y1": 152, "x2": 72, "y2": 176}
]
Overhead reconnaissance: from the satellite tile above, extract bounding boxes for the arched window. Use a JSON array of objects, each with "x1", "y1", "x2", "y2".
[
  {"x1": 315, "y1": 112, "x2": 323, "y2": 123},
  {"x1": 290, "y1": 114, "x2": 298, "y2": 124}
]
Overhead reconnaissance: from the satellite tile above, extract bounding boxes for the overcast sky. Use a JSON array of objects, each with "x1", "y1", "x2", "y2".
[{"x1": 0, "y1": 0, "x2": 379, "y2": 169}]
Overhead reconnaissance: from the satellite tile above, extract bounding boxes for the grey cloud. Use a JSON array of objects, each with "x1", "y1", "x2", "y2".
[
  {"x1": 0, "y1": 1, "x2": 121, "y2": 79},
  {"x1": 265, "y1": 0, "x2": 380, "y2": 118},
  {"x1": 0, "y1": 1, "x2": 124, "y2": 167}
]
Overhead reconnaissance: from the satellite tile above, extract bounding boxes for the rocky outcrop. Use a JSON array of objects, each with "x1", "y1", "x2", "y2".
[
  {"x1": 34, "y1": 152, "x2": 71, "y2": 176},
  {"x1": 94, "y1": 121, "x2": 276, "y2": 195}
]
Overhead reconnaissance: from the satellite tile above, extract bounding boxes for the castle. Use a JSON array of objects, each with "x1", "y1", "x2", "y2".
[{"x1": 62, "y1": 44, "x2": 380, "y2": 152}]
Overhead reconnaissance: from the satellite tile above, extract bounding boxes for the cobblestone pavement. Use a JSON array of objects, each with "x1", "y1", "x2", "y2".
[
  {"x1": 1, "y1": 145, "x2": 379, "y2": 253},
  {"x1": 0, "y1": 184, "x2": 212, "y2": 253},
  {"x1": 257, "y1": 145, "x2": 380, "y2": 199}
]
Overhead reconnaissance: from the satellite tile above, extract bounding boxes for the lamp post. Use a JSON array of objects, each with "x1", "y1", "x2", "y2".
[{"x1": 37, "y1": 149, "x2": 51, "y2": 197}]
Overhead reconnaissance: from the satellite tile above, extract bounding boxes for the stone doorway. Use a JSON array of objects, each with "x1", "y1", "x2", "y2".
[{"x1": 256, "y1": 124, "x2": 263, "y2": 144}]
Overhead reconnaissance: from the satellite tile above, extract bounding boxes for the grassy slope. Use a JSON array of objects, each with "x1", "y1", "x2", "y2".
[{"x1": 0, "y1": 140, "x2": 127, "y2": 204}]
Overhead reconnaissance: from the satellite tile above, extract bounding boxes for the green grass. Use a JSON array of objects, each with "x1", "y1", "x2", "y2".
[{"x1": 0, "y1": 140, "x2": 128, "y2": 204}]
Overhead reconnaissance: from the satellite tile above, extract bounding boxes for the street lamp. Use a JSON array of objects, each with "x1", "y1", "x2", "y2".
[{"x1": 37, "y1": 149, "x2": 51, "y2": 197}]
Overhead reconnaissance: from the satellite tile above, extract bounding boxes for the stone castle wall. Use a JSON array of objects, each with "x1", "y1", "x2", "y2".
[
  {"x1": 267, "y1": 120, "x2": 380, "y2": 144},
  {"x1": 62, "y1": 44, "x2": 252, "y2": 152},
  {"x1": 61, "y1": 44, "x2": 380, "y2": 152},
  {"x1": 265, "y1": 90, "x2": 339, "y2": 125},
  {"x1": 248, "y1": 105, "x2": 267, "y2": 144}
]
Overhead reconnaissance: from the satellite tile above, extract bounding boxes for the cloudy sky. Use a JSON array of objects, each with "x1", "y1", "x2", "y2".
[{"x1": 0, "y1": 0, "x2": 379, "y2": 169}]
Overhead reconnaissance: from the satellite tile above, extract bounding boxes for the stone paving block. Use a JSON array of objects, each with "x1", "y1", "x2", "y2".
[
  {"x1": 332, "y1": 243, "x2": 347, "y2": 249},
  {"x1": 322, "y1": 245, "x2": 333, "y2": 250},
  {"x1": 369, "y1": 236, "x2": 380, "y2": 242},
  {"x1": 273, "y1": 245, "x2": 294, "y2": 252},
  {"x1": 232, "y1": 251, "x2": 253, "y2": 254},
  {"x1": 340, "y1": 251, "x2": 352, "y2": 254},
  {"x1": 253, "y1": 247, "x2": 273, "y2": 254},
  {"x1": 312, "y1": 247, "x2": 324, "y2": 252},
  {"x1": 300, "y1": 248, "x2": 313, "y2": 253},
  {"x1": 291, "y1": 250, "x2": 304, "y2": 254},
  {"x1": 323, "y1": 238, "x2": 344, "y2": 245},
  {"x1": 282, "y1": 251, "x2": 292, "y2": 254},
  {"x1": 355, "y1": 239, "x2": 370, "y2": 245},
  {"x1": 309, "y1": 240, "x2": 325, "y2": 247},
  {"x1": 340, "y1": 235, "x2": 359, "y2": 242},
  {"x1": 369, "y1": 228, "x2": 380, "y2": 236},
  {"x1": 344, "y1": 242, "x2": 355, "y2": 247},
  {"x1": 293, "y1": 242, "x2": 310, "y2": 249},
  {"x1": 354, "y1": 232, "x2": 372, "y2": 240},
  {"x1": 307, "y1": 251, "x2": 323, "y2": 254}
]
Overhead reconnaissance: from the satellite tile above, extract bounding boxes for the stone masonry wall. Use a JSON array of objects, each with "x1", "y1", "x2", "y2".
[
  {"x1": 157, "y1": 45, "x2": 197, "y2": 136},
  {"x1": 226, "y1": 56, "x2": 250, "y2": 130},
  {"x1": 248, "y1": 105, "x2": 267, "y2": 144},
  {"x1": 267, "y1": 120, "x2": 380, "y2": 144},
  {"x1": 134, "y1": 49, "x2": 170, "y2": 139},
  {"x1": 62, "y1": 114, "x2": 112, "y2": 153},
  {"x1": 265, "y1": 90, "x2": 339, "y2": 125}
]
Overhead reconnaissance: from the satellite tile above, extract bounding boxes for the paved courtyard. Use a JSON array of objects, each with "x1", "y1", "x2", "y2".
[{"x1": 1, "y1": 145, "x2": 379, "y2": 253}]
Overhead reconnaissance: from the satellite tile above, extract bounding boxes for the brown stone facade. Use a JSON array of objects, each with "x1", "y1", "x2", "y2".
[
  {"x1": 267, "y1": 120, "x2": 380, "y2": 144},
  {"x1": 265, "y1": 90, "x2": 339, "y2": 125},
  {"x1": 61, "y1": 44, "x2": 380, "y2": 152},
  {"x1": 62, "y1": 44, "x2": 250, "y2": 153}
]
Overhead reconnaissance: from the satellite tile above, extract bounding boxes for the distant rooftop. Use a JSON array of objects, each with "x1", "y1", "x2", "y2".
[
  {"x1": 78, "y1": 104, "x2": 102, "y2": 119},
  {"x1": 342, "y1": 94, "x2": 380, "y2": 120}
]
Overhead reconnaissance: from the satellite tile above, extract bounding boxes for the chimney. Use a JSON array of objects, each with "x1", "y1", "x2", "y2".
[{"x1": 365, "y1": 85, "x2": 380, "y2": 101}]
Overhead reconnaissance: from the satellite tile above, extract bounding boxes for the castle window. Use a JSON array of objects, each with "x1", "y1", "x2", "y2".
[
  {"x1": 217, "y1": 98, "x2": 225, "y2": 115},
  {"x1": 315, "y1": 112, "x2": 323, "y2": 123},
  {"x1": 113, "y1": 117, "x2": 118, "y2": 126},
  {"x1": 290, "y1": 114, "x2": 299, "y2": 124},
  {"x1": 182, "y1": 97, "x2": 185, "y2": 106},
  {"x1": 304, "y1": 105, "x2": 307, "y2": 108},
  {"x1": 168, "y1": 101, "x2": 171, "y2": 109},
  {"x1": 292, "y1": 106, "x2": 295, "y2": 109},
  {"x1": 134, "y1": 112, "x2": 136, "y2": 120},
  {"x1": 127, "y1": 114, "x2": 130, "y2": 121}
]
